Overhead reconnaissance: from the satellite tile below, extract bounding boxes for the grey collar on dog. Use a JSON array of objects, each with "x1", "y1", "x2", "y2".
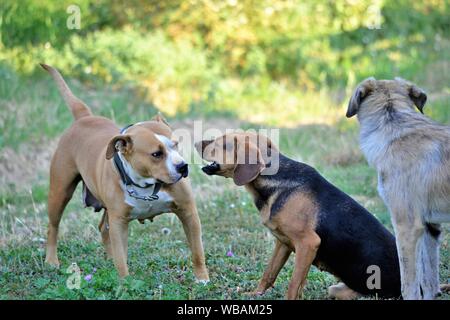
[{"x1": 113, "y1": 124, "x2": 162, "y2": 202}]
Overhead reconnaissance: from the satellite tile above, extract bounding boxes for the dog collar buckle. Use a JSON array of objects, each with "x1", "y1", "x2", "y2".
[{"x1": 126, "y1": 185, "x2": 160, "y2": 202}]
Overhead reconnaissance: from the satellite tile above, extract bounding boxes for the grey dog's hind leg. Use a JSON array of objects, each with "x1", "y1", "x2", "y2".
[{"x1": 418, "y1": 225, "x2": 441, "y2": 299}]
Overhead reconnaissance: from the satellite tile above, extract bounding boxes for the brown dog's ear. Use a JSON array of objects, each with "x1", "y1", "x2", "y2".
[
  {"x1": 232, "y1": 138, "x2": 265, "y2": 186},
  {"x1": 195, "y1": 140, "x2": 214, "y2": 157},
  {"x1": 106, "y1": 135, "x2": 133, "y2": 160},
  {"x1": 346, "y1": 77, "x2": 376, "y2": 118},
  {"x1": 152, "y1": 112, "x2": 170, "y2": 127},
  {"x1": 408, "y1": 84, "x2": 427, "y2": 114}
]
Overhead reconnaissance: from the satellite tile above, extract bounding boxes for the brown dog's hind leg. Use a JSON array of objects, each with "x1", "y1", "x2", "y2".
[
  {"x1": 286, "y1": 231, "x2": 321, "y2": 300},
  {"x1": 253, "y1": 239, "x2": 291, "y2": 295},
  {"x1": 99, "y1": 210, "x2": 113, "y2": 259},
  {"x1": 46, "y1": 156, "x2": 80, "y2": 267}
]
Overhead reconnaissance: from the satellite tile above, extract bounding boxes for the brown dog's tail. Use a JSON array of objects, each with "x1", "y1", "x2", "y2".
[{"x1": 40, "y1": 63, "x2": 92, "y2": 120}]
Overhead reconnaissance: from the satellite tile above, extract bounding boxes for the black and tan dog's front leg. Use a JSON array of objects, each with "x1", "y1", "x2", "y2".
[
  {"x1": 175, "y1": 202, "x2": 209, "y2": 282},
  {"x1": 286, "y1": 231, "x2": 321, "y2": 300},
  {"x1": 251, "y1": 239, "x2": 291, "y2": 295}
]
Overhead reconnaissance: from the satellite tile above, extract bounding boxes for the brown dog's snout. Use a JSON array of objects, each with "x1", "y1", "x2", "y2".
[{"x1": 176, "y1": 162, "x2": 189, "y2": 178}]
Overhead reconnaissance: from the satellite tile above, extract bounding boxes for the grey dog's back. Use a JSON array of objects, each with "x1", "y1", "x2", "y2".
[{"x1": 357, "y1": 84, "x2": 450, "y2": 223}]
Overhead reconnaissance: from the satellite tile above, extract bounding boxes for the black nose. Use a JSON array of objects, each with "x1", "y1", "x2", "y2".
[
  {"x1": 176, "y1": 162, "x2": 189, "y2": 177},
  {"x1": 201, "y1": 161, "x2": 220, "y2": 175}
]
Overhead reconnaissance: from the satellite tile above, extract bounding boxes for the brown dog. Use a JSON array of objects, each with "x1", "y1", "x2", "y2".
[
  {"x1": 196, "y1": 133, "x2": 401, "y2": 299},
  {"x1": 42, "y1": 64, "x2": 209, "y2": 282}
]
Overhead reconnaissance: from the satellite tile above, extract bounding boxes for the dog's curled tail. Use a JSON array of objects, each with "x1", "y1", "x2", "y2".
[{"x1": 40, "y1": 63, "x2": 92, "y2": 120}]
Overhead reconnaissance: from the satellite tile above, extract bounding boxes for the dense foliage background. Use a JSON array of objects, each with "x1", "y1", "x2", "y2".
[{"x1": 1, "y1": 0, "x2": 449, "y2": 123}]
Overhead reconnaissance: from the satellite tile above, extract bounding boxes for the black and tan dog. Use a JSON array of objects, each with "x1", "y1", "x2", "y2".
[{"x1": 196, "y1": 133, "x2": 401, "y2": 299}]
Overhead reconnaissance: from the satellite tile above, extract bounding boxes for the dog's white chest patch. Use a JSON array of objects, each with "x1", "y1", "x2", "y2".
[{"x1": 121, "y1": 184, "x2": 174, "y2": 220}]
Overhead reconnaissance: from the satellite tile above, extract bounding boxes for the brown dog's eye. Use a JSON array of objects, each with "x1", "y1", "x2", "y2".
[{"x1": 151, "y1": 151, "x2": 163, "y2": 158}]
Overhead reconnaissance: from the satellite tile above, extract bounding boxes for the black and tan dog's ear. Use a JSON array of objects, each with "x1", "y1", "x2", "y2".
[
  {"x1": 106, "y1": 135, "x2": 133, "y2": 159},
  {"x1": 152, "y1": 112, "x2": 170, "y2": 127},
  {"x1": 346, "y1": 77, "x2": 376, "y2": 118},
  {"x1": 233, "y1": 139, "x2": 265, "y2": 186},
  {"x1": 195, "y1": 140, "x2": 214, "y2": 157},
  {"x1": 408, "y1": 84, "x2": 427, "y2": 114},
  {"x1": 233, "y1": 163, "x2": 264, "y2": 186}
]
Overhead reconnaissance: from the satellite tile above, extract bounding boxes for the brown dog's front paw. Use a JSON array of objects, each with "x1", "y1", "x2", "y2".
[
  {"x1": 194, "y1": 268, "x2": 210, "y2": 284},
  {"x1": 195, "y1": 278, "x2": 210, "y2": 285},
  {"x1": 45, "y1": 256, "x2": 60, "y2": 268},
  {"x1": 193, "y1": 267, "x2": 209, "y2": 283}
]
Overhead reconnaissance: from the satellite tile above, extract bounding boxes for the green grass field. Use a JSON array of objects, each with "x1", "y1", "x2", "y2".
[{"x1": 0, "y1": 73, "x2": 448, "y2": 300}]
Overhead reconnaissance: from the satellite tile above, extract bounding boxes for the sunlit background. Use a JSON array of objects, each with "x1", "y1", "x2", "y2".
[{"x1": 1, "y1": 1, "x2": 449, "y2": 130}]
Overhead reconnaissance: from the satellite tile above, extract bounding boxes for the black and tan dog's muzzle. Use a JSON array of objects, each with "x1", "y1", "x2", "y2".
[{"x1": 201, "y1": 161, "x2": 221, "y2": 175}]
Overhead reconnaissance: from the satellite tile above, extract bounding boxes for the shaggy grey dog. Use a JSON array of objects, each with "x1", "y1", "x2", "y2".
[{"x1": 347, "y1": 77, "x2": 450, "y2": 300}]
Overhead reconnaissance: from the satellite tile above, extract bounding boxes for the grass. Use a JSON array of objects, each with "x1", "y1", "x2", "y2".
[{"x1": 0, "y1": 75, "x2": 449, "y2": 300}]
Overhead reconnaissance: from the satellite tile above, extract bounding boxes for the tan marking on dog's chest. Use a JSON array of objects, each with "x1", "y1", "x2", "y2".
[
  {"x1": 258, "y1": 194, "x2": 293, "y2": 247},
  {"x1": 260, "y1": 192, "x2": 319, "y2": 249}
]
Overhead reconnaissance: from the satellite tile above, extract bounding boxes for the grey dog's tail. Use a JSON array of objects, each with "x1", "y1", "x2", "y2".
[{"x1": 40, "y1": 63, "x2": 92, "y2": 120}]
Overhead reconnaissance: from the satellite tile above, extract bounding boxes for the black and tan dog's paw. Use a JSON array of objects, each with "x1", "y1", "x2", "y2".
[{"x1": 328, "y1": 282, "x2": 360, "y2": 300}]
